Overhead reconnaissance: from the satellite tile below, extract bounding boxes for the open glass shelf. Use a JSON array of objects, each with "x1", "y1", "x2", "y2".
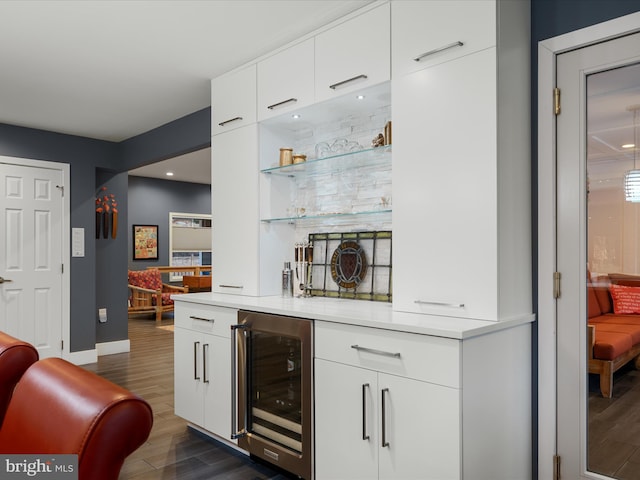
[
  {"x1": 261, "y1": 145, "x2": 391, "y2": 178},
  {"x1": 261, "y1": 209, "x2": 391, "y2": 224}
]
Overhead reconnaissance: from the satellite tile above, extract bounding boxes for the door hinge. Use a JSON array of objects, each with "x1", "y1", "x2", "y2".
[
  {"x1": 554, "y1": 87, "x2": 561, "y2": 115},
  {"x1": 553, "y1": 272, "x2": 561, "y2": 299},
  {"x1": 55, "y1": 185, "x2": 64, "y2": 196},
  {"x1": 61, "y1": 340, "x2": 64, "y2": 350},
  {"x1": 553, "y1": 454, "x2": 561, "y2": 480},
  {"x1": 61, "y1": 264, "x2": 64, "y2": 274}
]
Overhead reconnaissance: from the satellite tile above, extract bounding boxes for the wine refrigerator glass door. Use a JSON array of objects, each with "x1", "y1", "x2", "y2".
[{"x1": 234, "y1": 311, "x2": 313, "y2": 479}]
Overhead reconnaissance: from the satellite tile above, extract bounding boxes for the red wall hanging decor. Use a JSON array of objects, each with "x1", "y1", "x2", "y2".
[{"x1": 95, "y1": 186, "x2": 119, "y2": 239}]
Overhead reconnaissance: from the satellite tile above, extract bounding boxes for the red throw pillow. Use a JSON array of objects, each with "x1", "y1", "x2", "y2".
[{"x1": 609, "y1": 283, "x2": 640, "y2": 314}]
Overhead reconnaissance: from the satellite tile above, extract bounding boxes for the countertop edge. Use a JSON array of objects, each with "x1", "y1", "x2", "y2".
[{"x1": 172, "y1": 293, "x2": 535, "y2": 340}]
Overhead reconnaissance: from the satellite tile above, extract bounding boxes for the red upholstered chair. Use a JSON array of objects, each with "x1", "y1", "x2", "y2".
[
  {"x1": 128, "y1": 268, "x2": 188, "y2": 322},
  {"x1": 0, "y1": 358, "x2": 153, "y2": 480},
  {"x1": 0, "y1": 331, "x2": 38, "y2": 427}
]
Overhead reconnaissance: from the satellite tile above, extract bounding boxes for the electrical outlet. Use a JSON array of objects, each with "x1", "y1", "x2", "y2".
[{"x1": 98, "y1": 308, "x2": 107, "y2": 323}]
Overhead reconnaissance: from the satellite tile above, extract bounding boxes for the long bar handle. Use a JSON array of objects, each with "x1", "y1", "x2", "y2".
[
  {"x1": 219, "y1": 284, "x2": 243, "y2": 289},
  {"x1": 230, "y1": 324, "x2": 247, "y2": 439},
  {"x1": 218, "y1": 116, "x2": 243, "y2": 127},
  {"x1": 190, "y1": 315, "x2": 215, "y2": 323},
  {"x1": 381, "y1": 388, "x2": 390, "y2": 448},
  {"x1": 413, "y1": 41, "x2": 464, "y2": 62},
  {"x1": 414, "y1": 300, "x2": 465, "y2": 308},
  {"x1": 362, "y1": 383, "x2": 370, "y2": 441},
  {"x1": 351, "y1": 345, "x2": 401, "y2": 359},
  {"x1": 329, "y1": 74, "x2": 368, "y2": 90},
  {"x1": 267, "y1": 98, "x2": 297, "y2": 110},
  {"x1": 203, "y1": 343, "x2": 209, "y2": 384},
  {"x1": 193, "y1": 341, "x2": 200, "y2": 380}
]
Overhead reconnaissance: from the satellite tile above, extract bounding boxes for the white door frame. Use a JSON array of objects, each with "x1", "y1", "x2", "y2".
[
  {"x1": 538, "y1": 11, "x2": 640, "y2": 479},
  {"x1": 0, "y1": 155, "x2": 70, "y2": 358}
]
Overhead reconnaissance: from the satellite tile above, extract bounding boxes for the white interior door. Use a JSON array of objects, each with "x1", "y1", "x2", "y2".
[
  {"x1": 556, "y1": 32, "x2": 640, "y2": 480},
  {"x1": 0, "y1": 159, "x2": 65, "y2": 358}
]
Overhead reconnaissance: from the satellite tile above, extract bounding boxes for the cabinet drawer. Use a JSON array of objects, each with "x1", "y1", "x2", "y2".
[
  {"x1": 391, "y1": 0, "x2": 495, "y2": 78},
  {"x1": 211, "y1": 65, "x2": 256, "y2": 135},
  {"x1": 314, "y1": 322, "x2": 460, "y2": 388},
  {"x1": 174, "y1": 303, "x2": 237, "y2": 338}
]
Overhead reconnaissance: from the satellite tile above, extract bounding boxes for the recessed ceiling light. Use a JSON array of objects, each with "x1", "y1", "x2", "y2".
[
  {"x1": 356, "y1": 95, "x2": 365, "y2": 100},
  {"x1": 623, "y1": 143, "x2": 635, "y2": 149},
  {"x1": 166, "y1": 171, "x2": 174, "y2": 177},
  {"x1": 292, "y1": 114, "x2": 301, "y2": 119}
]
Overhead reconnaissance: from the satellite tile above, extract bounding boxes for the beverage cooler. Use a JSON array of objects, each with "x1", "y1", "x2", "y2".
[{"x1": 232, "y1": 310, "x2": 313, "y2": 479}]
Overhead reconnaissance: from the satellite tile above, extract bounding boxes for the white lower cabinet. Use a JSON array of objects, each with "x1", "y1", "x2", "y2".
[
  {"x1": 174, "y1": 303, "x2": 236, "y2": 443},
  {"x1": 314, "y1": 320, "x2": 531, "y2": 480},
  {"x1": 315, "y1": 359, "x2": 459, "y2": 480}
]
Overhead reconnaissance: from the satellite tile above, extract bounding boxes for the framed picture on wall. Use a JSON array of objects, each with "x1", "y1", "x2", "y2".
[{"x1": 133, "y1": 225, "x2": 158, "y2": 260}]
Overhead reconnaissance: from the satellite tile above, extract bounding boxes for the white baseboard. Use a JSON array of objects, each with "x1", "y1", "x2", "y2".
[
  {"x1": 96, "y1": 339, "x2": 131, "y2": 356},
  {"x1": 65, "y1": 349, "x2": 97, "y2": 365}
]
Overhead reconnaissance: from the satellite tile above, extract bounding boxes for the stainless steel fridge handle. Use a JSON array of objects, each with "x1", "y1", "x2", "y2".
[
  {"x1": 230, "y1": 324, "x2": 247, "y2": 439},
  {"x1": 381, "y1": 388, "x2": 390, "y2": 448},
  {"x1": 193, "y1": 341, "x2": 200, "y2": 380},
  {"x1": 203, "y1": 343, "x2": 209, "y2": 384},
  {"x1": 362, "y1": 383, "x2": 370, "y2": 441}
]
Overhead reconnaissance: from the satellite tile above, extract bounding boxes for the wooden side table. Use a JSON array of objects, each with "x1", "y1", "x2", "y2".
[{"x1": 182, "y1": 275, "x2": 212, "y2": 292}]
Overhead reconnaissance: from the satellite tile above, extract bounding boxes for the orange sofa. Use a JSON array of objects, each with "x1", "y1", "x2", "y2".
[
  {"x1": 0, "y1": 357, "x2": 153, "y2": 480},
  {"x1": 588, "y1": 273, "x2": 640, "y2": 397}
]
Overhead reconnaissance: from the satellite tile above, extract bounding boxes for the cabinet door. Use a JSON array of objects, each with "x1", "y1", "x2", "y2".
[
  {"x1": 315, "y1": 3, "x2": 390, "y2": 103},
  {"x1": 257, "y1": 39, "x2": 315, "y2": 121},
  {"x1": 378, "y1": 374, "x2": 460, "y2": 480},
  {"x1": 211, "y1": 124, "x2": 259, "y2": 295},
  {"x1": 211, "y1": 65, "x2": 256, "y2": 135},
  {"x1": 202, "y1": 333, "x2": 233, "y2": 440},
  {"x1": 391, "y1": 1, "x2": 495, "y2": 78},
  {"x1": 315, "y1": 359, "x2": 378, "y2": 480},
  {"x1": 174, "y1": 327, "x2": 204, "y2": 425},
  {"x1": 392, "y1": 48, "x2": 498, "y2": 320}
]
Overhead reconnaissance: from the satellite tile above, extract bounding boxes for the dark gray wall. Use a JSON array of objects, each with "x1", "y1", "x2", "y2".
[
  {"x1": 127, "y1": 176, "x2": 211, "y2": 272},
  {"x1": 0, "y1": 108, "x2": 211, "y2": 353}
]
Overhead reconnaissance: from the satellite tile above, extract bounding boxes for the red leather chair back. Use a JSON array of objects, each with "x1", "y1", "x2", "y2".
[
  {"x1": 0, "y1": 358, "x2": 153, "y2": 480},
  {"x1": 0, "y1": 331, "x2": 38, "y2": 426}
]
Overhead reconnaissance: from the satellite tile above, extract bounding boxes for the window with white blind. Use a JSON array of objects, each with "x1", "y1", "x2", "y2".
[{"x1": 169, "y1": 212, "x2": 212, "y2": 281}]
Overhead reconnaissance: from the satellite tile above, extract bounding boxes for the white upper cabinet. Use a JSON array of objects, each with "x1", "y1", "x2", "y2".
[
  {"x1": 314, "y1": 3, "x2": 390, "y2": 103},
  {"x1": 257, "y1": 39, "x2": 315, "y2": 121},
  {"x1": 211, "y1": 64, "x2": 256, "y2": 135},
  {"x1": 391, "y1": 0, "x2": 496, "y2": 78}
]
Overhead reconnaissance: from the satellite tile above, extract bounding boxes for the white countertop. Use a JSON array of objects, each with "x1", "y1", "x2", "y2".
[{"x1": 172, "y1": 292, "x2": 535, "y2": 340}]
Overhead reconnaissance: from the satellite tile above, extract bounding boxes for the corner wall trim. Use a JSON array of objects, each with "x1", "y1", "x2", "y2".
[
  {"x1": 65, "y1": 349, "x2": 98, "y2": 366},
  {"x1": 96, "y1": 339, "x2": 131, "y2": 357}
]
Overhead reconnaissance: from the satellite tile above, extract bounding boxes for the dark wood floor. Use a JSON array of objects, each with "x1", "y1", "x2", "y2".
[
  {"x1": 589, "y1": 364, "x2": 640, "y2": 479},
  {"x1": 82, "y1": 316, "x2": 297, "y2": 480}
]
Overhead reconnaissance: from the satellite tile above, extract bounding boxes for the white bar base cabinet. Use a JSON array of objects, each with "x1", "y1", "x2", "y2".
[
  {"x1": 174, "y1": 303, "x2": 237, "y2": 444},
  {"x1": 315, "y1": 321, "x2": 531, "y2": 480}
]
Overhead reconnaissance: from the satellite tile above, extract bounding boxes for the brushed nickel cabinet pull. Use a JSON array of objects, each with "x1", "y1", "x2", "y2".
[
  {"x1": 329, "y1": 74, "x2": 368, "y2": 90},
  {"x1": 267, "y1": 98, "x2": 298, "y2": 110},
  {"x1": 219, "y1": 284, "x2": 243, "y2": 289},
  {"x1": 190, "y1": 315, "x2": 215, "y2": 323},
  {"x1": 414, "y1": 300, "x2": 465, "y2": 308},
  {"x1": 362, "y1": 383, "x2": 370, "y2": 441},
  {"x1": 381, "y1": 388, "x2": 390, "y2": 448},
  {"x1": 230, "y1": 324, "x2": 247, "y2": 439},
  {"x1": 218, "y1": 116, "x2": 243, "y2": 127},
  {"x1": 203, "y1": 343, "x2": 209, "y2": 384},
  {"x1": 413, "y1": 41, "x2": 464, "y2": 62},
  {"x1": 351, "y1": 345, "x2": 401, "y2": 358},
  {"x1": 193, "y1": 341, "x2": 200, "y2": 380}
]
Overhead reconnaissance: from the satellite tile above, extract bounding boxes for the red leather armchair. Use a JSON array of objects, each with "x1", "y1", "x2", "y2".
[
  {"x1": 0, "y1": 358, "x2": 153, "y2": 480},
  {"x1": 0, "y1": 331, "x2": 38, "y2": 427}
]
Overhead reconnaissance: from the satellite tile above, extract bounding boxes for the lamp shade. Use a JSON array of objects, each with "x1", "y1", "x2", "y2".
[{"x1": 624, "y1": 169, "x2": 640, "y2": 202}]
